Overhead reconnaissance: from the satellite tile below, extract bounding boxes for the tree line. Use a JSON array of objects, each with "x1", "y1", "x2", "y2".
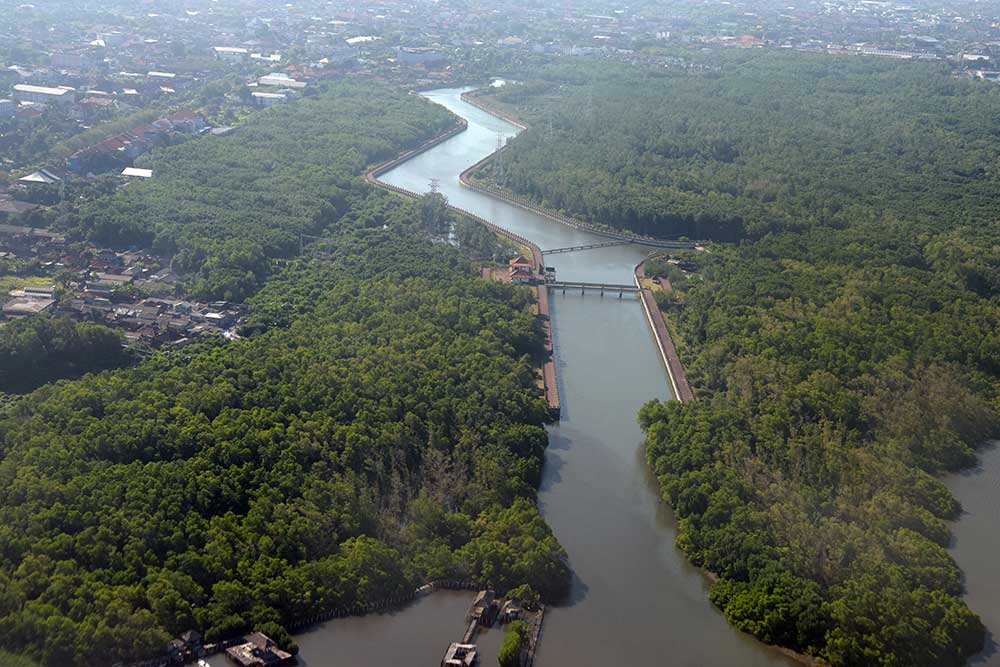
[
  {"x1": 44, "y1": 81, "x2": 457, "y2": 303},
  {"x1": 489, "y1": 53, "x2": 1000, "y2": 666},
  {"x1": 0, "y1": 82, "x2": 569, "y2": 666}
]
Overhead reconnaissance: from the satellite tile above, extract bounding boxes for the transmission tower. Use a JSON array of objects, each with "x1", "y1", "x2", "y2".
[{"x1": 429, "y1": 177, "x2": 440, "y2": 194}]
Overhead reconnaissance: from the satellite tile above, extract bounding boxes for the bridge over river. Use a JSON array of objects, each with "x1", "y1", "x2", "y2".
[{"x1": 280, "y1": 87, "x2": 800, "y2": 667}]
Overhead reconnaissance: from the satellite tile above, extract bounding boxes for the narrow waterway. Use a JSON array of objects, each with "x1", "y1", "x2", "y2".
[
  {"x1": 284, "y1": 88, "x2": 796, "y2": 665},
  {"x1": 948, "y1": 442, "x2": 1000, "y2": 666}
]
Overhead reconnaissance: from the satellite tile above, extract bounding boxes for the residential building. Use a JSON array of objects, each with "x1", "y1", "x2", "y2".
[
  {"x1": 12, "y1": 84, "x2": 76, "y2": 106},
  {"x1": 213, "y1": 46, "x2": 250, "y2": 62},
  {"x1": 224, "y1": 633, "x2": 293, "y2": 667},
  {"x1": 251, "y1": 91, "x2": 287, "y2": 107}
]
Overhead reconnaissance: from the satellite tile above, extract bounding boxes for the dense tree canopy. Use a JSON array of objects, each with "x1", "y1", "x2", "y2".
[
  {"x1": 0, "y1": 81, "x2": 569, "y2": 666},
  {"x1": 491, "y1": 54, "x2": 1000, "y2": 665},
  {"x1": 54, "y1": 81, "x2": 456, "y2": 302},
  {"x1": 0, "y1": 226, "x2": 568, "y2": 666},
  {"x1": 485, "y1": 55, "x2": 1000, "y2": 243},
  {"x1": 0, "y1": 317, "x2": 130, "y2": 393}
]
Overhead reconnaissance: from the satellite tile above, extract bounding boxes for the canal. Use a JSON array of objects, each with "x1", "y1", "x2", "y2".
[{"x1": 277, "y1": 87, "x2": 798, "y2": 666}]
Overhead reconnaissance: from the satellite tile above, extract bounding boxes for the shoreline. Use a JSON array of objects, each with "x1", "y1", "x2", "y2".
[
  {"x1": 634, "y1": 260, "x2": 695, "y2": 403},
  {"x1": 364, "y1": 118, "x2": 560, "y2": 417},
  {"x1": 456, "y1": 88, "x2": 823, "y2": 667},
  {"x1": 457, "y1": 91, "x2": 700, "y2": 250}
]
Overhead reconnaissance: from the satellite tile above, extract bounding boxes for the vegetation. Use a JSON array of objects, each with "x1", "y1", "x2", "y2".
[
  {"x1": 0, "y1": 649, "x2": 39, "y2": 667},
  {"x1": 486, "y1": 55, "x2": 1000, "y2": 244},
  {"x1": 492, "y1": 54, "x2": 1000, "y2": 665},
  {"x1": 0, "y1": 317, "x2": 130, "y2": 393},
  {"x1": 0, "y1": 82, "x2": 568, "y2": 667},
  {"x1": 455, "y1": 215, "x2": 518, "y2": 263},
  {"x1": 0, "y1": 223, "x2": 568, "y2": 667},
  {"x1": 498, "y1": 619, "x2": 529, "y2": 667},
  {"x1": 51, "y1": 81, "x2": 457, "y2": 302}
]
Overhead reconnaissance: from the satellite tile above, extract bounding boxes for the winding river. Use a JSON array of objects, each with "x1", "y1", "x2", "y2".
[{"x1": 254, "y1": 88, "x2": 796, "y2": 666}]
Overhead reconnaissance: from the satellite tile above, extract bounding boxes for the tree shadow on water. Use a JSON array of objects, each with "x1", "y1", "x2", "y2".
[{"x1": 968, "y1": 629, "x2": 997, "y2": 666}]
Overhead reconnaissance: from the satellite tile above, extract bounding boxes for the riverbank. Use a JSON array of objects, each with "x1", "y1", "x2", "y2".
[
  {"x1": 366, "y1": 117, "x2": 469, "y2": 183},
  {"x1": 634, "y1": 260, "x2": 695, "y2": 403},
  {"x1": 457, "y1": 93, "x2": 699, "y2": 250},
  {"x1": 451, "y1": 92, "x2": 696, "y2": 407},
  {"x1": 364, "y1": 117, "x2": 560, "y2": 417}
]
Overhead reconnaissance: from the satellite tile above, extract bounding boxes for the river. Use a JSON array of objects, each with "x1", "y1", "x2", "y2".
[
  {"x1": 268, "y1": 87, "x2": 797, "y2": 666},
  {"x1": 948, "y1": 442, "x2": 1000, "y2": 666}
]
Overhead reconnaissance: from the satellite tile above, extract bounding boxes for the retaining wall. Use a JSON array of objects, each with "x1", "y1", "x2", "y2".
[{"x1": 634, "y1": 261, "x2": 695, "y2": 403}]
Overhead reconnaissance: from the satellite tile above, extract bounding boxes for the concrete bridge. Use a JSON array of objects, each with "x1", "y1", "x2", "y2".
[
  {"x1": 546, "y1": 281, "x2": 640, "y2": 297},
  {"x1": 542, "y1": 241, "x2": 631, "y2": 254}
]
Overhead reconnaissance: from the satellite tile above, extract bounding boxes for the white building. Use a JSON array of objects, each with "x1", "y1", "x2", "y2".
[
  {"x1": 213, "y1": 46, "x2": 249, "y2": 62},
  {"x1": 13, "y1": 84, "x2": 76, "y2": 106},
  {"x1": 258, "y1": 73, "x2": 307, "y2": 89},
  {"x1": 251, "y1": 91, "x2": 287, "y2": 107}
]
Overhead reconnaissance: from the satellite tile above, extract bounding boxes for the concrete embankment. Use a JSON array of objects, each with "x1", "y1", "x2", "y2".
[
  {"x1": 366, "y1": 118, "x2": 469, "y2": 182},
  {"x1": 459, "y1": 90, "x2": 528, "y2": 130},
  {"x1": 365, "y1": 121, "x2": 560, "y2": 417},
  {"x1": 634, "y1": 260, "x2": 695, "y2": 403},
  {"x1": 457, "y1": 93, "x2": 698, "y2": 250}
]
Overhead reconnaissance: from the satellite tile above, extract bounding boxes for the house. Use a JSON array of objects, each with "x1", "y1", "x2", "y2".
[
  {"x1": 13, "y1": 84, "x2": 76, "y2": 106},
  {"x1": 252, "y1": 91, "x2": 287, "y2": 107},
  {"x1": 3, "y1": 297, "x2": 55, "y2": 318},
  {"x1": 166, "y1": 110, "x2": 207, "y2": 133},
  {"x1": 0, "y1": 99, "x2": 14, "y2": 118},
  {"x1": 224, "y1": 632, "x2": 293, "y2": 667},
  {"x1": 441, "y1": 643, "x2": 478, "y2": 667},
  {"x1": 259, "y1": 74, "x2": 307, "y2": 89},
  {"x1": 468, "y1": 590, "x2": 498, "y2": 626},
  {"x1": 121, "y1": 167, "x2": 153, "y2": 179},
  {"x1": 21, "y1": 285, "x2": 55, "y2": 299},
  {"x1": 508, "y1": 256, "x2": 534, "y2": 285},
  {"x1": 204, "y1": 311, "x2": 237, "y2": 328},
  {"x1": 18, "y1": 169, "x2": 62, "y2": 187},
  {"x1": 213, "y1": 46, "x2": 250, "y2": 62},
  {"x1": 499, "y1": 599, "x2": 523, "y2": 624},
  {"x1": 77, "y1": 96, "x2": 116, "y2": 120},
  {"x1": 51, "y1": 50, "x2": 98, "y2": 70},
  {"x1": 165, "y1": 628, "x2": 204, "y2": 663}
]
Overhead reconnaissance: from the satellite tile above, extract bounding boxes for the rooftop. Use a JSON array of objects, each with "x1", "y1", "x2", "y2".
[{"x1": 13, "y1": 84, "x2": 75, "y2": 96}]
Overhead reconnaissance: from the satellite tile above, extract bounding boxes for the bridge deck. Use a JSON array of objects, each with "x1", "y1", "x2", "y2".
[
  {"x1": 542, "y1": 241, "x2": 630, "y2": 254},
  {"x1": 547, "y1": 281, "x2": 639, "y2": 292}
]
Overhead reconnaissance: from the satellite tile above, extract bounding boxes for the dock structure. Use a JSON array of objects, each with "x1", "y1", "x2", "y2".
[
  {"x1": 224, "y1": 632, "x2": 293, "y2": 667},
  {"x1": 441, "y1": 642, "x2": 478, "y2": 667}
]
